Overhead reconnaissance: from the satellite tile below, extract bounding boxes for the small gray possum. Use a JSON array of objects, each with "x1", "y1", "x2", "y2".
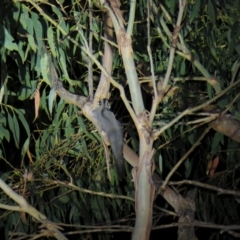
[{"x1": 93, "y1": 99, "x2": 124, "y2": 179}]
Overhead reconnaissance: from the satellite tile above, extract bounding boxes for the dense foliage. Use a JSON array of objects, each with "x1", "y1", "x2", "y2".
[{"x1": 0, "y1": 0, "x2": 240, "y2": 239}]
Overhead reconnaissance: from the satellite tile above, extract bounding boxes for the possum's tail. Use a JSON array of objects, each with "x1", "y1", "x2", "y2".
[{"x1": 108, "y1": 133, "x2": 125, "y2": 180}]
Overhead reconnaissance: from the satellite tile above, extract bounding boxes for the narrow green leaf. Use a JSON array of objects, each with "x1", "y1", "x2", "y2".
[
  {"x1": 207, "y1": 0, "x2": 216, "y2": 25},
  {"x1": 19, "y1": 5, "x2": 29, "y2": 29},
  {"x1": 35, "y1": 138, "x2": 40, "y2": 160},
  {"x1": 188, "y1": 130, "x2": 195, "y2": 145},
  {"x1": 0, "y1": 82, "x2": 4, "y2": 105},
  {"x1": 18, "y1": 41, "x2": 25, "y2": 63},
  {"x1": 189, "y1": 0, "x2": 200, "y2": 23},
  {"x1": 12, "y1": 114, "x2": 20, "y2": 148},
  {"x1": 52, "y1": 120, "x2": 62, "y2": 142},
  {"x1": 51, "y1": 6, "x2": 63, "y2": 19},
  {"x1": 58, "y1": 195, "x2": 70, "y2": 204},
  {"x1": 54, "y1": 99, "x2": 65, "y2": 124},
  {"x1": 77, "y1": 116, "x2": 96, "y2": 142},
  {"x1": 231, "y1": 60, "x2": 239, "y2": 73},
  {"x1": 33, "y1": 49, "x2": 41, "y2": 73},
  {"x1": 15, "y1": 109, "x2": 30, "y2": 137},
  {"x1": 40, "y1": 54, "x2": 51, "y2": 85},
  {"x1": 1, "y1": 27, "x2": 18, "y2": 51},
  {"x1": 48, "y1": 88, "x2": 56, "y2": 117},
  {"x1": 0, "y1": 112, "x2": 6, "y2": 124},
  {"x1": 184, "y1": 158, "x2": 193, "y2": 178},
  {"x1": 0, "y1": 124, "x2": 10, "y2": 141},
  {"x1": 18, "y1": 86, "x2": 34, "y2": 100},
  {"x1": 81, "y1": 139, "x2": 91, "y2": 159},
  {"x1": 180, "y1": 60, "x2": 186, "y2": 75},
  {"x1": 207, "y1": 83, "x2": 212, "y2": 99},
  {"x1": 7, "y1": 113, "x2": 19, "y2": 148},
  {"x1": 21, "y1": 137, "x2": 30, "y2": 159},
  {"x1": 41, "y1": 88, "x2": 50, "y2": 119},
  {"x1": 77, "y1": 116, "x2": 86, "y2": 131},
  {"x1": 13, "y1": 2, "x2": 21, "y2": 22},
  {"x1": 59, "y1": 48, "x2": 70, "y2": 80},
  {"x1": 28, "y1": 34, "x2": 37, "y2": 52},
  {"x1": 47, "y1": 26, "x2": 57, "y2": 57},
  {"x1": 31, "y1": 12, "x2": 43, "y2": 50},
  {"x1": 158, "y1": 154, "x2": 163, "y2": 174},
  {"x1": 65, "y1": 117, "x2": 74, "y2": 139},
  {"x1": 24, "y1": 44, "x2": 31, "y2": 63},
  {"x1": 51, "y1": 6, "x2": 68, "y2": 44},
  {"x1": 211, "y1": 132, "x2": 223, "y2": 153},
  {"x1": 27, "y1": 16, "x2": 34, "y2": 35}
]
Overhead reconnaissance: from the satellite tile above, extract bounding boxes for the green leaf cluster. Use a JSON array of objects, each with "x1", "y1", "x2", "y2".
[{"x1": 1, "y1": 0, "x2": 240, "y2": 239}]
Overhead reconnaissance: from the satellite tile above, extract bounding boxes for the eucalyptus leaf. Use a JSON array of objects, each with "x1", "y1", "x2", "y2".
[
  {"x1": 47, "y1": 26, "x2": 57, "y2": 57},
  {"x1": 0, "y1": 124, "x2": 10, "y2": 142},
  {"x1": 27, "y1": 34, "x2": 37, "y2": 53},
  {"x1": 21, "y1": 137, "x2": 30, "y2": 159},
  {"x1": 15, "y1": 108, "x2": 30, "y2": 137},
  {"x1": 7, "y1": 113, "x2": 19, "y2": 148},
  {"x1": 40, "y1": 54, "x2": 51, "y2": 85},
  {"x1": 48, "y1": 88, "x2": 56, "y2": 117},
  {"x1": 1, "y1": 27, "x2": 18, "y2": 51}
]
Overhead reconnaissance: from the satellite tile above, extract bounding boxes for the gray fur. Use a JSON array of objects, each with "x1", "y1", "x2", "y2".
[{"x1": 93, "y1": 99, "x2": 124, "y2": 179}]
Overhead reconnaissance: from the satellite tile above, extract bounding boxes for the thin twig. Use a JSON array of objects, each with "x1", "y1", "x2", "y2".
[
  {"x1": 162, "y1": 0, "x2": 186, "y2": 89},
  {"x1": 147, "y1": 0, "x2": 157, "y2": 99},
  {"x1": 161, "y1": 126, "x2": 211, "y2": 189},
  {"x1": 169, "y1": 179, "x2": 240, "y2": 197},
  {"x1": 149, "y1": 0, "x2": 186, "y2": 125},
  {"x1": 88, "y1": 0, "x2": 93, "y2": 99},
  {"x1": 154, "y1": 77, "x2": 240, "y2": 138},
  {"x1": 0, "y1": 179, "x2": 67, "y2": 240}
]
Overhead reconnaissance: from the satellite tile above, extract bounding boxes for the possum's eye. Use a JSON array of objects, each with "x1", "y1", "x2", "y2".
[
  {"x1": 105, "y1": 101, "x2": 111, "y2": 109},
  {"x1": 99, "y1": 99, "x2": 111, "y2": 109},
  {"x1": 97, "y1": 99, "x2": 104, "y2": 107}
]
